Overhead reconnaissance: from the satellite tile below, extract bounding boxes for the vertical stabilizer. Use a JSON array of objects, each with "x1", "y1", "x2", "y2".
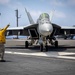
[
  {"x1": 50, "y1": 10, "x2": 55, "y2": 21},
  {"x1": 25, "y1": 8, "x2": 35, "y2": 24}
]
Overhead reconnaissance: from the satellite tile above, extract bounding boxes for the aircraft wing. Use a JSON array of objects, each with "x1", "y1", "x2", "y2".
[
  {"x1": 52, "y1": 23, "x2": 61, "y2": 29},
  {"x1": 7, "y1": 23, "x2": 75, "y2": 39},
  {"x1": 61, "y1": 26, "x2": 75, "y2": 29},
  {"x1": 6, "y1": 24, "x2": 38, "y2": 36},
  {"x1": 51, "y1": 24, "x2": 75, "y2": 35},
  {"x1": 61, "y1": 26, "x2": 75, "y2": 36},
  {"x1": 59, "y1": 26, "x2": 75, "y2": 35},
  {"x1": 6, "y1": 23, "x2": 61, "y2": 39},
  {"x1": 49, "y1": 23, "x2": 61, "y2": 36},
  {"x1": 54, "y1": 26, "x2": 75, "y2": 39}
]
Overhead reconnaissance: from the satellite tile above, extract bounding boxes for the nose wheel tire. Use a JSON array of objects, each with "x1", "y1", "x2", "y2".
[
  {"x1": 25, "y1": 41, "x2": 29, "y2": 48},
  {"x1": 55, "y1": 41, "x2": 58, "y2": 47},
  {"x1": 40, "y1": 44, "x2": 43, "y2": 52},
  {"x1": 45, "y1": 45, "x2": 48, "y2": 52}
]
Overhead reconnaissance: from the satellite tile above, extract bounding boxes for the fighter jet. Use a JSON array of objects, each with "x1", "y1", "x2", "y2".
[
  {"x1": 7, "y1": 9, "x2": 75, "y2": 51},
  {"x1": 23, "y1": 9, "x2": 61, "y2": 51}
]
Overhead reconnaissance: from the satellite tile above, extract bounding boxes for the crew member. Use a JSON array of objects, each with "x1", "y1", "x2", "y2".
[{"x1": 0, "y1": 24, "x2": 10, "y2": 62}]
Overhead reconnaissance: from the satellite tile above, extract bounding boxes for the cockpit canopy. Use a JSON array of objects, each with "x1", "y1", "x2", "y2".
[
  {"x1": 37, "y1": 13, "x2": 50, "y2": 24},
  {"x1": 39, "y1": 13, "x2": 49, "y2": 20}
]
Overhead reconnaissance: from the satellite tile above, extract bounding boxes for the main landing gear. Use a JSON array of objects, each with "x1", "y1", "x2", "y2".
[
  {"x1": 25, "y1": 41, "x2": 29, "y2": 48},
  {"x1": 55, "y1": 40, "x2": 58, "y2": 47},
  {"x1": 50, "y1": 38, "x2": 58, "y2": 48},
  {"x1": 25, "y1": 40, "x2": 48, "y2": 52},
  {"x1": 25, "y1": 39, "x2": 58, "y2": 52}
]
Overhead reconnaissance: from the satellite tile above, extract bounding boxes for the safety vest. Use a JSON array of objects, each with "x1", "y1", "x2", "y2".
[{"x1": 0, "y1": 25, "x2": 10, "y2": 44}]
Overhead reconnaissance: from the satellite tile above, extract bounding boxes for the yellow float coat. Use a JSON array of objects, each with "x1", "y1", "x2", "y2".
[{"x1": 0, "y1": 25, "x2": 10, "y2": 44}]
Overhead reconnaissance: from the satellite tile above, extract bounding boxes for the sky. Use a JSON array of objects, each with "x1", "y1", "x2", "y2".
[{"x1": 0, "y1": 0, "x2": 75, "y2": 28}]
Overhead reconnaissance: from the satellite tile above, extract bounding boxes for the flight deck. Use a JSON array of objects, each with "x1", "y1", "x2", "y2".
[
  {"x1": 5, "y1": 39, "x2": 75, "y2": 60},
  {"x1": 0, "y1": 39, "x2": 75, "y2": 75}
]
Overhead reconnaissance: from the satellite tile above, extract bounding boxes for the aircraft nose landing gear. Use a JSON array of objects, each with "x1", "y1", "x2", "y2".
[
  {"x1": 45, "y1": 43, "x2": 48, "y2": 52},
  {"x1": 40, "y1": 43, "x2": 48, "y2": 52},
  {"x1": 40, "y1": 44, "x2": 43, "y2": 52},
  {"x1": 39, "y1": 36, "x2": 48, "y2": 52}
]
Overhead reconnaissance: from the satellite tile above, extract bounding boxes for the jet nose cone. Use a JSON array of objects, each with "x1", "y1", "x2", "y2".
[
  {"x1": 39, "y1": 23, "x2": 53, "y2": 36},
  {"x1": 41, "y1": 29, "x2": 53, "y2": 36},
  {"x1": 45, "y1": 26, "x2": 53, "y2": 35}
]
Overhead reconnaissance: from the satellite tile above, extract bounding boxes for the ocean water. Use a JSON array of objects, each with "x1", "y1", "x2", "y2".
[{"x1": 6, "y1": 35, "x2": 27, "y2": 39}]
